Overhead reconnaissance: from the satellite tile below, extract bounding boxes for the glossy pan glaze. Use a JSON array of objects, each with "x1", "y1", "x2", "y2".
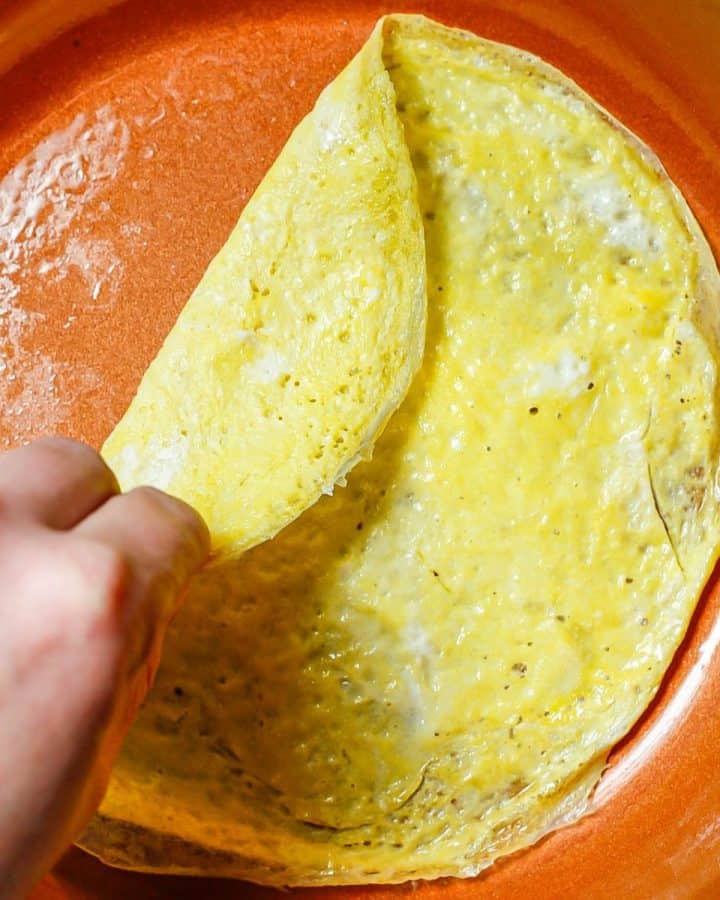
[{"x1": 0, "y1": 1, "x2": 718, "y2": 897}]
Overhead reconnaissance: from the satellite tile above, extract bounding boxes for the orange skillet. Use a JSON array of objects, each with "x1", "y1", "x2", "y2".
[{"x1": 0, "y1": 1, "x2": 718, "y2": 897}]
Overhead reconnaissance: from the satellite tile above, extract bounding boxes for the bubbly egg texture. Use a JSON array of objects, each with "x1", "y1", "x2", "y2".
[
  {"x1": 82, "y1": 14, "x2": 720, "y2": 885},
  {"x1": 101, "y1": 28, "x2": 426, "y2": 557}
]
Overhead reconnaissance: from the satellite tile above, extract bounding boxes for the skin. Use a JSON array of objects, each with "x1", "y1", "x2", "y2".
[{"x1": 0, "y1": 437, "x2": 210, "y2": 900}]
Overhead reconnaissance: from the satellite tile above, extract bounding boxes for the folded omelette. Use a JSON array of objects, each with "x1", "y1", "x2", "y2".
[{"x1": 81, "y1": 14, "x2": 720, "y2": 886}]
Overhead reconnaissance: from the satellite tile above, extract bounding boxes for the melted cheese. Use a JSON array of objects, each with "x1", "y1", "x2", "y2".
[{"x1": 83, "y1": 14, "x2": 720, "y2": 886}]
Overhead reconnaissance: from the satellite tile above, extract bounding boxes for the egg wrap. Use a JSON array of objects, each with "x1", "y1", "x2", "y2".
[
  {"x1": 81, "y1": 14, "x2": 720, "y2": 886},
  {"x1": 101, "y1": 20, "x2": 427, "y2": 559}
]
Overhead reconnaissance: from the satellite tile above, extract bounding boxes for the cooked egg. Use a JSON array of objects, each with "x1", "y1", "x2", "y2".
[
  {"x1": 83, "y1": 13, "x2": 720, "y2": 886},
  {"x1": 101, "y1": 37, "x2": 426, "y2": 557}
]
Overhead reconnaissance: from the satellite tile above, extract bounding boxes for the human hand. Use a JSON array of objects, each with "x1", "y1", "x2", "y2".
[{"x1": 0, "y1": 437, "x2": 209, "y2": 899}]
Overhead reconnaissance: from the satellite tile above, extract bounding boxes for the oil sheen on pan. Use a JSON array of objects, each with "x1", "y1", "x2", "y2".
[{"x1": 68, "y1": 14, "x2": 720, "y2": 887}]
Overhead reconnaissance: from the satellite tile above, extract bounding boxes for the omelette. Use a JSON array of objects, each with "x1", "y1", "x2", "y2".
[
  {"x1": 81, "y1": 14, "x2": 720, "y2": 886},
  {"x1": 102, "y1": 38, "x2": 427, "y2": 558}
]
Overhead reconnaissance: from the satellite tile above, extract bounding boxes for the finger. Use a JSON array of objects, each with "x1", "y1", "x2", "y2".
[
  {"x1": 74, "y1": 486, "x2": 209, "y2": 623},
  {"x1": 75, "y1": 487, "x2": 208, "y2": 692},
  {"x1": 0, "y1": 437, "x2": 119, "y2": 530}
]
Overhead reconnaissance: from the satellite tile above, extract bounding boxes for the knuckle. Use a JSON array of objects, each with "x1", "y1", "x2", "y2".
[
  {"x1": 123, "y1": 487, "x2": 209, "y2": 575},
  {"x1": 35, "y1": 435, "x2": 89, "y2": 456},
  {"x1": 129, "y1": 486, "x2": 205, "y2": 534},
  {"x1": 127, "y1": 485, "x2": 174, "y2": 519},
  {"x1": 129, "y1": 485, "x2": 167, "y2": 503},
  {"x1": 38, "y1": 437, "x2": 118, "y2": 487}
]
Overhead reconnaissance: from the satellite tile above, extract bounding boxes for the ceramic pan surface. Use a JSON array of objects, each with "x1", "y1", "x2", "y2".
[{"x1": 0, "y1": 1, "x2": 718, "y2": 897}]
